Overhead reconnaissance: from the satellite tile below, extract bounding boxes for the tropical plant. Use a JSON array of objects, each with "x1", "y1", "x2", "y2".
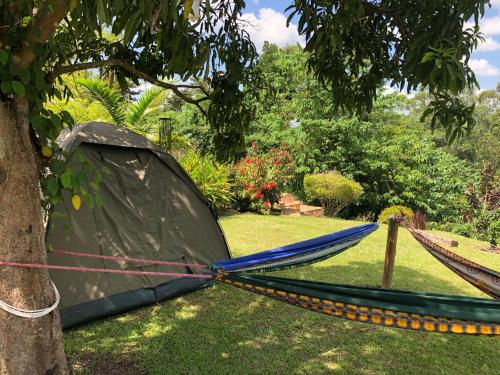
[
  {"x1": 304, "y1": 171, "x2": 363, "y2": 217},
  {"x1": 179, "y1": 150, "x2": 234, "y2": 212},
  {"x1": 378, "y1": 205, "x2": 414, "y2": 223},
  {"x1": 76, "y1": 78, "x2": 195, "y2": 154},
  {"x1": 77, "y1": 78, "x2": 164, "y2": 132}
]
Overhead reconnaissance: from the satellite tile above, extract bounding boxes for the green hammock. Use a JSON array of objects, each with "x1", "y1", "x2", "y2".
[{"x1": 215, "y1": 273, "x2": 500, "y2": 336}]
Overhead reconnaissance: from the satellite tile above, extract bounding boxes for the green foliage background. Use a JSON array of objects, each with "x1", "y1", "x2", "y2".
[{"x1": 55, "y1": 43, "x2": 500, "y2": 241}]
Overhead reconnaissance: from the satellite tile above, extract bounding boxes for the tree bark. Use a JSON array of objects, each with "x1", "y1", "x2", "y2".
[{"x1": 0, "y1": 99, "x2": 68, "y2": 374}]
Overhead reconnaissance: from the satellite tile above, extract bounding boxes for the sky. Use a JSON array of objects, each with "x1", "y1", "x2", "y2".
[{"x1": 241, "y1": 0, "x2": 500, "y2": 90}]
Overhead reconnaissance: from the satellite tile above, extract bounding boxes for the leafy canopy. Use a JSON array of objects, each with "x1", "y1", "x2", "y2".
[
  {"x1": 287, "y1": 0, "x2": 490, "y2": 142},
  {"x1": 0, "y1": 0, "x2": 256, "y2": 208},
  {"x1": 0, "y1": 0, "x2": 494, "y2": 210}
]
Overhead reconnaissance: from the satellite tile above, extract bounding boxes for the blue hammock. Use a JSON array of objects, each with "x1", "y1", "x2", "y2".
[{"x1": 210, "y1": 223, "x2": 378, "y2": 273}]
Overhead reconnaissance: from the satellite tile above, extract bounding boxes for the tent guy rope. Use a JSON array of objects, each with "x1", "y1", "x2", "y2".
[
  {"x1": 0, "y1": 260, "x2": 213, "y2": 279},
  {"x1": 49, "y1": 249, "x2": 208, "y2": 269}
]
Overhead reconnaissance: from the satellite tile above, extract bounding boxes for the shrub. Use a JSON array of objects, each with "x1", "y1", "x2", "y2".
[
  {"x1": 378, "y1": 205, "x2": 414, "y2": 223},
  {"x1": 179, "y1": 150, "x2": 234, "y2": 212},
  {"x1": 304, "y1": 171, "x2": 363, "y2": 216},
  {"x1": 461, "y1": 163, "x2": 500, "y2": 243},
  {"x1": 488, "y1": 220, "x2": 500, "y2": 245},
  {"x1": 233, "y1": 144, "x2": 294, "y2": 212}
]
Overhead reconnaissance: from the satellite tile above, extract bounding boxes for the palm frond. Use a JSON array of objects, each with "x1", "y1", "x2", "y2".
[
  {"x1": 77, "y1": 78, "x2": 127, "y2": 125},
  {"x1": 127, "y1": 87, "x2": 164, "y2": 124}
]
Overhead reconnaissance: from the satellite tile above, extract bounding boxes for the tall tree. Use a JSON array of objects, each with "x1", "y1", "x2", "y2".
[
  {"x1": 0, "y1": 0, "x2": 491, "y2": 373},
  {"x1": 0, "y1": 1, "x2": 254, "y2": 374}
]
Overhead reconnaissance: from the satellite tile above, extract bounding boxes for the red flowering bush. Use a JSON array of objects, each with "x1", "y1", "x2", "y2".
[{"x1": 233, "y1": 144, "x2": 294, "y2": 212}]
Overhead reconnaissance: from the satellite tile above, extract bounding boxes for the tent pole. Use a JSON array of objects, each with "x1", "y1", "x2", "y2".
[{"x1": 382, "y1": 217, "x2": 399, "y2": 288}]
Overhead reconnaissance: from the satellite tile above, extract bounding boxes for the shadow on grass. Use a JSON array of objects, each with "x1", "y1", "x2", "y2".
[{"x1": 65, "y1": 262, "x2": 500, "y2": 375}]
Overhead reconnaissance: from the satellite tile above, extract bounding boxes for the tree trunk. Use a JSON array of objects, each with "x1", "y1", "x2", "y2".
[{"x1": 0, "y1": 99, "x2": 68, "y2": 374}]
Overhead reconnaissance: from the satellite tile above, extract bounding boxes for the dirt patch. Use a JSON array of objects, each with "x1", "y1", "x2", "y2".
[
  {"x1": 480, "y1": 245, "x2": 500, "y2": 254},
  {"x1": 71, "y1": 352, "x2": 146, "y2": 375}
]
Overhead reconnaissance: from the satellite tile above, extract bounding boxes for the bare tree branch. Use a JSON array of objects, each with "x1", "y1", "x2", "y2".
[{"x1": 52, "y1": 59, "x2": 210, "y2": 114}]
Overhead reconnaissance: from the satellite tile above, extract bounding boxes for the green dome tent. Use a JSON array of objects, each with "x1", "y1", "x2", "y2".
[{"x1": 46, "y1": 122, "x2": 230, "y2": 329}]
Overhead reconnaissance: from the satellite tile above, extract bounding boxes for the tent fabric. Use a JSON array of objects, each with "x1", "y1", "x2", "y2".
[
  {"x1": 56, "y1": 122, "x2": 211, "y2": 204},
  {"x1": 46, "y1": 122, "x2": 230, "y2": 328},
  {"x1": 409, "y1": 229, "x2": 500, "y2": 299},
  {"x1": 60, "y1": 278, "x2": 213, "y2": 329},
  {"x1": 215, "y1": 273, "x2": 500, "y2": 336},
  {"x1": 209, "y1": 223, "x2": 378, "y2": 273}
]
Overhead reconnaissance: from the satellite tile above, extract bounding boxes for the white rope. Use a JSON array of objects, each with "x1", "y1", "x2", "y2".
[{"x1": 0, "y1": 281, "x2": 60, "y2": 318}]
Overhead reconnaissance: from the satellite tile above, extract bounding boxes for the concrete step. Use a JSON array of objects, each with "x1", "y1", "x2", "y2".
[
  {"x1": 279, "y1": 193, "x2": 324, "y2": 217},
  {"x1": 280, "y1": 207, "x2": 302, "y2": 216},
  {"x1": 300, "y1": 205, "x2": 324, "y2": 217},
  {"x1": 280, "y1": 201, "x2": 302, "y2": 210},
  {"x1": 280, "y1": 193, "x2": 298, "y2": 204}
]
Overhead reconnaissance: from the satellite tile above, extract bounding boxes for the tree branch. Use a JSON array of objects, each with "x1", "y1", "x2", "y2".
[
  {"x1": 15, "y1": 0, "x2": 72, "y2": 67},
  {"x1": 52, "y1": 59, "x2": 210, "y2": 115}
]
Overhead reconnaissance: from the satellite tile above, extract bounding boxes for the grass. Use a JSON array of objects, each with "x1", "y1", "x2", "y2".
[{"x1": 64, "y1": 214, "x2": 500, "y2": 374}]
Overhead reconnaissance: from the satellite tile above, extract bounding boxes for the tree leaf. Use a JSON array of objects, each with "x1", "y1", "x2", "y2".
[
  {"x1": 11, "y1": 81, "x2": 26, "y2": 96},
  {"x1": 96, "y1": 0, "x2": 108, "y2": 24},
  {"x1": 50, "y1": 159, "x2": 65, "y2": 175},
  {"x1": 184, "y1": 0, "x2": 194, "y2": 20},
  {"x1": 20, "y1": 69, "x2": 31, "y2": 84},
  {"x1": 72, "y1": 194, "x2": 82, "y2": 210},
  {"x1": 31, "y1": 43, "x2": 43, "y2": 56},
  {"x1": 46, "y1": 176, "x2": 59, "y2": 195},
  {"x1": 0, "y1": 49, "x2": 8, "y2": 66},
  {"x1": 123, "y1": 10, "x2": 142, "y2": 45},
  {"x1": 60, "y1": 172, "x2": 72, "y2": 189},
  {"x1": 0, "y1": 81, "x2": 11, "y2": 94},
  {"x1": 95, "y1": 194, "x2": 103, "y2": 207}
]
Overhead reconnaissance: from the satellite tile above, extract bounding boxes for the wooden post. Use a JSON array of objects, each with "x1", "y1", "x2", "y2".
[{"x1": 382, "y1": 216, "x2": 399, "y2": 288}]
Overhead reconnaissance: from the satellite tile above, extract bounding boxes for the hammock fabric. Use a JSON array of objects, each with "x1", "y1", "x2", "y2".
[
  {"x1": 409, "y1": 229, "x2": 500, "y2": 300},
  {"x1": 209, "y1": 223, "x2": 378, "y2": 273},
  {"x1": 214, "y1": 273, "x2": 500, "y2": 336}
]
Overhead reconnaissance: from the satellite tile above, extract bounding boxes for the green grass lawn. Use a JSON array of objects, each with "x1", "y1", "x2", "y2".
[{"x1": 65, "y1": 214, "x2": 500, "y2": 375}]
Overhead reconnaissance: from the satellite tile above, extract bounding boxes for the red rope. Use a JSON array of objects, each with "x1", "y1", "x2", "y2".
[
  {"x1": 48, "y1": 249, "x2": 207, "y2": 269},
  {"x1": 0, "y1": 261, "x2": 213, "y2": 279}
]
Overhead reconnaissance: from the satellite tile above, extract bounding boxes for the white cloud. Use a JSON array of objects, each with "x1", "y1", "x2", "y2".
[
  {"x1": 477, "y1": 37, "x2": 500, "y2": 52},
  {"x1": 477, "y1": 15, "x2": 500, "y2": 36},
  {"x1": 469, "y1": 58, "x2": 500, "y2": 76},
  {"x1": 241, "y1": 8, "x2": 304, "y2": 52},
  {"x1": 489, "y1": 0, "x2": 500, "y2": 8}
]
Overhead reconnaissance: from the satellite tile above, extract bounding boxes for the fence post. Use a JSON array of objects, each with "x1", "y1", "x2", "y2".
[{"x1": 381, "y1": 216, "x2": 400, "y2": 288}]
